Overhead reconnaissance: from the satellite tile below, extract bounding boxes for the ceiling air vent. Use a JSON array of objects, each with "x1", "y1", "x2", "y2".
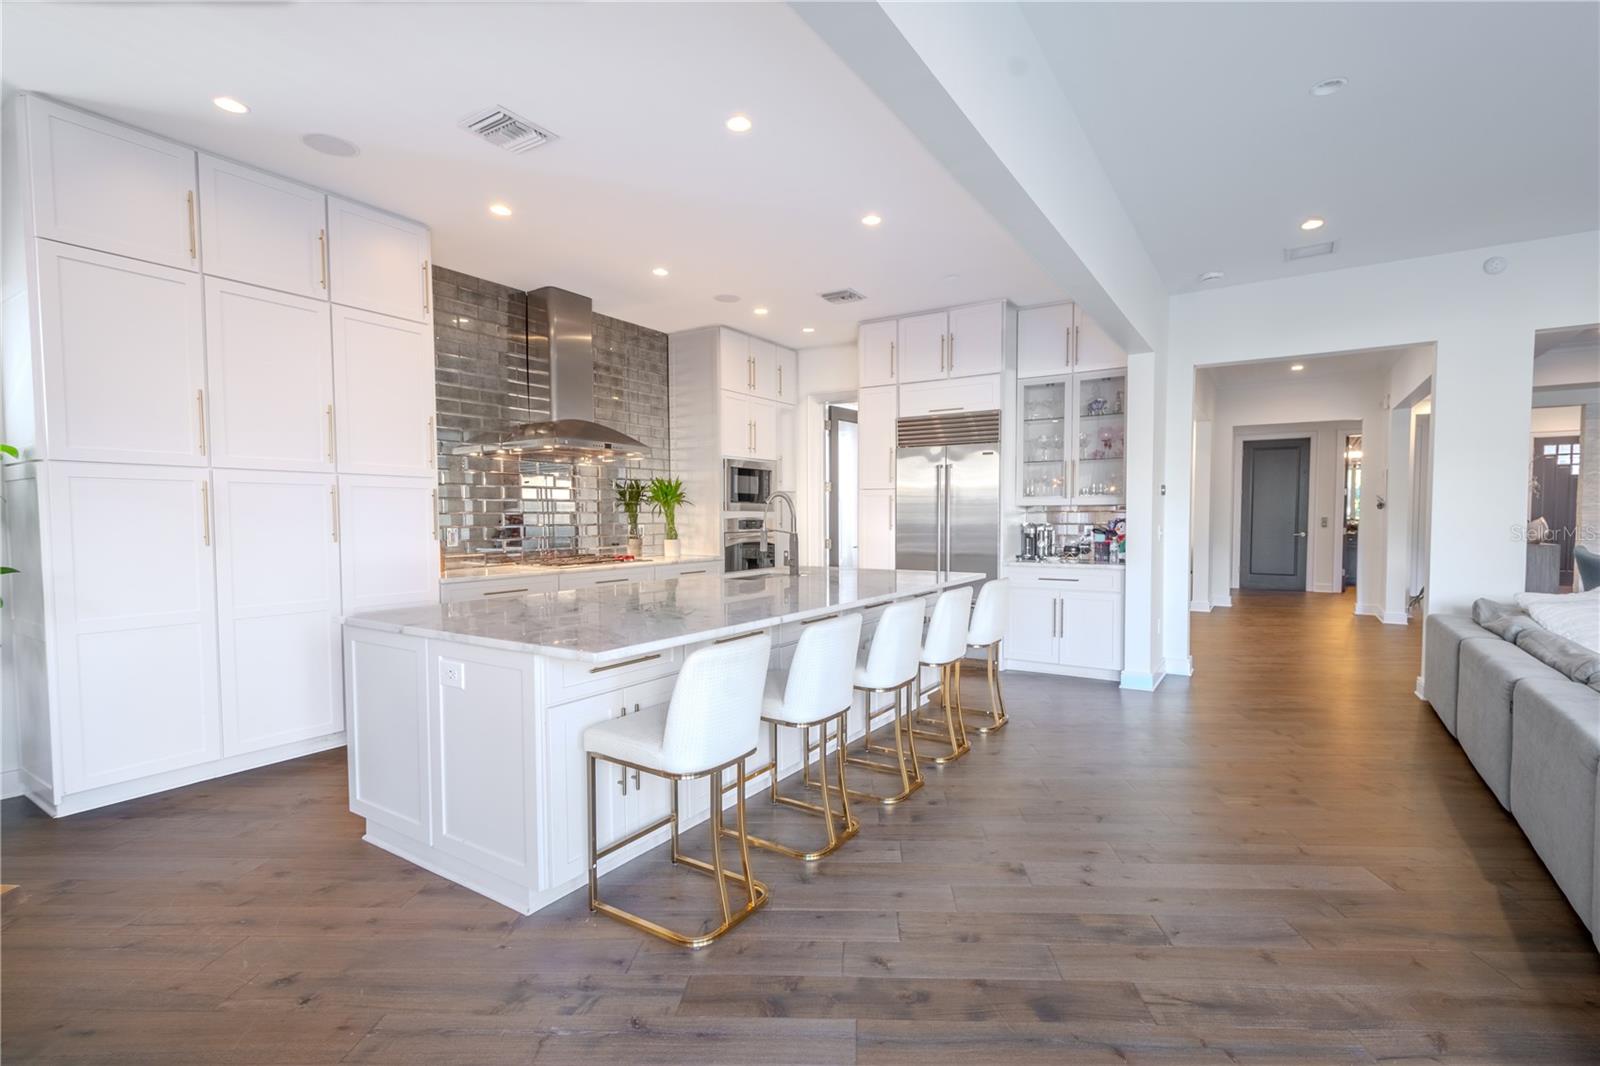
[
  {"x1": 1284, "y1": 240, "x2": 1338, "y2": 262},
  {"x1": 819, "y1": 288, "x2": 867, "y2": 305},
  {"x1": 459, "y1": 106, "x2": 556, "y2": 154}
]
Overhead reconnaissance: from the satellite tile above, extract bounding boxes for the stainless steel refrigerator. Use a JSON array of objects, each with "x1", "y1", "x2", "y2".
[{"x1": 895, "y1": 410, "x2": 1001, "y2": 579}]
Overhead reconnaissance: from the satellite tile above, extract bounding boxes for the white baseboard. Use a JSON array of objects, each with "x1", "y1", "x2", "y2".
[
  {"x1": 1354, "y1": 601, "x2": 1381, "y2": 617},
  {"x1": 1213, "y1": 594, "x2": 1232, "y2": 608},
  {"x1": 1311, "y1": 582, "x2": 1338, "y2": 594},
  {"x1": 1189, "y1": 600, "x2": 1211, "y2": 613},
  {"x1": 0, "y1": 767, "x2": 20, "y2": 800},
  {"x1": 1119, "y1": 670, "x2": 1167, "y2": 691},
  {"x1": 1163, "y1": 656, "x2": 1194, "y2": 677},
  {"x1": 1380, "y1": 609, "x2": 1410, "y2": 625},
  {"x1": 1414, "y1": 675, "x2": 1426, "y2": 701}
]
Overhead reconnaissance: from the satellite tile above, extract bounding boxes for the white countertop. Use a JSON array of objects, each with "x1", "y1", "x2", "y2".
[
  {"x1": 440, "y1": 555, "x2": 721, "y2": 584},
  {"x1": 346, "y1": 567, "x2": 984, "y2": 663}
]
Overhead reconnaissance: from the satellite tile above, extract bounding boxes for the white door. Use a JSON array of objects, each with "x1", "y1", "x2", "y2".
[
  {"x1": 774, "y1": 347, "x2": 797, "y2": 404},
  {"x1": 858, "y1": 320, "x2": 897, "y2": 388},
  {"x1": 858, "y1": 490, "x2": 896, "y2": 569},
  {"x1": 49, "y1": 464, "x2": 220, "y2": 792},
  {"x1": 1017, "y1": 303, "x2": 1074, "y2": 379},
  {"x1": 718, "y1": 328, "x2": 751, "y2": 393},
  {"x1": 26, "y1": 97, "x2": 198, "y2": 271},
  {"x1": 721, "y1": 395, "x2": 752, "y2": 458},
  {"x1": 197, "y1": 154, "x2": 327, "y2": 299},
  {"x1": 947, "y1": 302, "x2": 1005, "y2": 378},
  {"x1": 212, "y1": 470, "x2": 343, "y2": 756},
  {"x1": 751, "y1": 399, "x2": 779, "y2": 462},
  {"x1": 749, "y1": 337, "x2": 778, "y2": 401},
  {"x1": 338, "y1": 475, "x2": 440, "y2": 612},
  {"x1": 327, "y1": 196, "x2": 431, "y2": 322},
  {"x1": 857, "y1": 385, "x2": 897, "y2": 491},
  {"x1": 1058, "y1": 590, "x2": 1124, "y2": 670},
  {"x1": 541, "y1": 691, "x2": 621, "y2": 888},
  {"x1": 430, "y1": 644, "x2": 539, "y2": 885},
  {"x1": 346, "y1": 628, "x2": 429, "y2": 843},
  {"x1": 1004, "y1": 586, "x2": 1060, "y2": 665},
  {"x1": 36, "y1": 241, "x2": 207, "y2": 465},
  {"x1": 205, "y1": 278, "x2": 334, "y2": 472},
  {"x1": 897, "y1": 311, "x2": 948, "y2": 383},
  {"x1": 1073, "y1": 308, "x2": 1127, "y2": 372},
  {"x1": 331, "y1": 306, "x2": 436, "y2": 477}
]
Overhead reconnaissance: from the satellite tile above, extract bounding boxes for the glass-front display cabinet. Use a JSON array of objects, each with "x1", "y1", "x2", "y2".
[{"x1": 1018, "y1": 371, "x2": 1127, "y2": 506}]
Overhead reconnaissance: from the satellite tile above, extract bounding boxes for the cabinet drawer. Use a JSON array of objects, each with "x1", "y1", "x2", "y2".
[
  {"x1": 543, "y1": 646, "x2": 682, "y2": 706},
  {"x1": 440, "y1": 574, "x2": 558, "y2": 603},
  {"x1": 654, "y1": 562, "x2": 719, "y2": 580},
  {"x1": 899, "y1": 375, "x2": 1000, "y2": 417},
  {"x1": 558, "y1": 568, "x2": 651, "y2": 591},
  {"x1": 1009, "y1": 567, "x2": 1124, "y2": 594}
]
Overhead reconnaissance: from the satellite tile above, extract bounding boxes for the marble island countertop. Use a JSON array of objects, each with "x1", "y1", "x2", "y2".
[
  {"x1": 347, "y1": 567, "x2": 984, "y2": 663},
  {"x1": 440, "y1": 555, "x2": 722, "y2": 583}
]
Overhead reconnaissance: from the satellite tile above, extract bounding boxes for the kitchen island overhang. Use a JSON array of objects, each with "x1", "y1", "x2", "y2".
[{"x1": 342, "y1": 567, "x2": 983, "y2": 914}]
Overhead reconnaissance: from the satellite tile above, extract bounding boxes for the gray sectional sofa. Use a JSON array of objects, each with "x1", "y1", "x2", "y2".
[{"x1": 1423, "y1": 606, "x2": 1600, "y2": 948}]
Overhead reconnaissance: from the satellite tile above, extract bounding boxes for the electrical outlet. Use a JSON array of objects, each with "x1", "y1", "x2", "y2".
[
  {"x1": 1320, "y1": 516, "x2": 1328, "y2": 528},
  {"x1": 441, "y1": 659, "x2": 466, "y2": 689}
]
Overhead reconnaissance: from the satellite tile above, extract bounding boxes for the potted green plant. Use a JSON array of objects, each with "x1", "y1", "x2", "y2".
[
  {"x1": 645, "y1": 476, "x2": 690, "y2": 561},
  {"x1": 614, "y1": 478, "x2": 646, "y2": 558}
]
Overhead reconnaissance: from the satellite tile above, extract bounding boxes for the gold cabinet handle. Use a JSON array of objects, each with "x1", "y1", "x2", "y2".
[
  {"x1": 331, "y1": 485, "x2": 340, "y2": 542},
  {"x1": 939, "y1": 334, "x2": 946, "y2": 372},
  {"x1": 317, "y1": 228, "x2": 327, "y2": 289},
  {"x1": 778, "y1": 363, "x2": 783, "y2": 396},
  {"x1": 889, "y1": 339, "x2": 896, "y2": 378},
  {"x1": 326, "y1": 404, "x2": 336, "y2": 462},
  {"x1": 186, "y1": 190, "x2": 197, "y2": 260},
  {"x1": 589, "y1": 652, "x2": 661, "y2": 675},
  {"x1": 200, "y1": 480, "x2": 211, "y2": 546},
  {"x1": 427, "y1": 416, "x2": 435, "y2": 468},
  {"x1": 949, "y1": 332, "x2": 954, "y2": 370},
  {"x1": 431, "y1": 490, "x2": 438, "y2": 539},
  {"x1": 422, "y1": 260, "x2": 431, "y2": 313},
  {"x1": 196, "y1": 389, "x2": 207, "y2": 456}
]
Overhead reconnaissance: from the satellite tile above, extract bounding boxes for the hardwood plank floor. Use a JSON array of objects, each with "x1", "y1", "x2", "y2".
[{"x1": 4, "y1": 589, "x2": 1598, "y2": 1063}]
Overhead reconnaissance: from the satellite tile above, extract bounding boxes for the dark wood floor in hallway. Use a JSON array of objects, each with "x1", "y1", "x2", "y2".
[{"x1": 4, "y1": 590, "x2": 1599, "y2": 1064}]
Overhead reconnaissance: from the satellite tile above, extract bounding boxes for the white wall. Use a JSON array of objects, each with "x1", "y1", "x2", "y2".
[
  {"x1": 1160, "y1": 231, "x2": 1600, "y2": 675},
  {"x1": 1534, "y1": 343, "x2": 1600, "y2": 388},
  {"x1": 794, "y1": 343, "x2": 858, "y2": 566}
]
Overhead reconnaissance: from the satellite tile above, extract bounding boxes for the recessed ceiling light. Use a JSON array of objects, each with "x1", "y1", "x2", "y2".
[
  {"x1": 489, "y1": 203, "x2": 513, "y2": 218},
  {"x1": 802, "y1": 327, "x2": 815, "y2": 334},
  {"x1": 861, "y1": 213, "x2": 883, "y2": 227},
  {"x1": 651, "y1": 267, "x2": 669, "y2": 277},
  {"x1": 1309, "y1": 77, "x2": 1348, "y2": 97},
  {"x1": 713, "y1": 294, "x2": 741, "y2": 303},
  {"x1": 1290, "y1": 364, "x2": 1305, "y2": 372},
  {"x1": 725, "y1": 114, "x2": 752, "y2": 133},
  {"x1": 212, "y1": 96, "x2": 249, "y2": 114},
  {"x1": 1300, "y1": 217, "x2": 1325, "y2": 231},
  {"x1": 753, "y1": 307, "x2": 769, "y2": 316},
  {"x1": 1197, "y1": 271, "x2": 1225, "y2": 283},
  {"x1": 302, "y1": 133, "x2": 360, "y2": 157}
]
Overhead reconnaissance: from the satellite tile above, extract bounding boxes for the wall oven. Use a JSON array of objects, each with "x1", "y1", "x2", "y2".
[
  {"x1": 724, "y1": 517, "x2": 775, "y2": 572},
  {"x1": 724, "y1": 458, "x2": 774, "y2": 512}
]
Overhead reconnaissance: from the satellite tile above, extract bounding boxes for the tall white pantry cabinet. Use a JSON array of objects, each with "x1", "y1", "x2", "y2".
[{"x1": 1, "y1": 95, "x2": 440, "y2": 816}]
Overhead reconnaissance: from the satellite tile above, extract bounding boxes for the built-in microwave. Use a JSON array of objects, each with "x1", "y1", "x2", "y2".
[{"x1": 724, "y1": 458, "x2": 774, "y2": 511}]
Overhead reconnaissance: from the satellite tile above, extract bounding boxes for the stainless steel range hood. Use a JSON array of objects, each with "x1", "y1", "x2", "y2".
[{"x1": 452, "y1": 286, "x2": 651, "y2": 462}]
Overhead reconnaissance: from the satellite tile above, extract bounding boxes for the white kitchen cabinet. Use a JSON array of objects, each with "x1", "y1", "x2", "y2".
[
  {"x1": 440, "y1": 574, "x2": 560, "y2": 603},
  {"x1": 1003, "y1": 568, "x2": 1124, "y2": 679},
  {"x1": 946, "y1": 301, "x2": 1005, "y2": 378},
  {"x1": 858, "y1": 319, "x2": 897, "y2": 388},
  {"x1": 749, "y1": 337, "x2": 778, "y2": 400},
  {"x1": 752, "y1": 398, "x2": 779, "y2": 461},
  {"x1": 1017, "y1": 302, "x2": 1075, "y2": 379},
  {"x1": 36, "y1": 240, "x2": 206, "y2": 465},
  {"x1": 542, "y1": 690, "x2": 623, "y2": 888},
  {"x1": 327, "y1": 196, "x2": 432, "y2": 323},
  {"x1": 1059, "y1": 590, "x2": 1124, "y2": 671},
  {"x1": 346, "y1": 628, "x2": 430, "y2": 844},
  {"x1": 859, "y1": 490, "x2": 896, "y2": 569},
  {"x1": 776, "y1": 404, "x2": 797, "y2": 492},
  {"x1": 718, "y1": 328, "x2": 751, "y2": 393},
  {"x1": 857, "y1": 384, "x2": 897, "y2": 491},
  {"x1": 429, "y1": 643, "x2": 540, "y2": 885},
  {"x1": 212, "y1": 469, "x2": 343, "y2": 757},
  {"x1": 899, "y1": 375, "x2": 1001, "y2": 418},
  {"x1": 48, "y1": 464, "x2": 220, "y2": 793},
  {"x1": 204, "y1": 278, "x2": 334, "y2": 472},
  {"x1": 331, "y1": 305, "x2": 436, "y2": 477},
  {"x1": 897, "y1": 311, "x2": 948, "y2": 384},
  {"x1": 1073, "y1": 309, "x2": 1127, "y2": 373},
  {"x1": 655, "y1": 561, "x2": 719, "y2": 580},
  {"x1": 558, "y1": 569, "x2": 647, "y2": 591},
  {"x1": 774, "y1": 346, "x2": 797, "y2": 404},
  {"x1": 720, "y1": 395, "x2": 778, "y2": 461},
  {"x1": 1004, "y1": 585, "x2": 1061, "y2": 665},
  {"x1": 25, "y1": 96, "x2": 198, "y2": 271},
  {"x1": 338, "y1": 475, "x2": 440, "y2": 612},
  {"x1": 197, "y1": 154, "x2": 327, "y2": 299},
  {"x1": 610, "y1": 676, "x2": 676, "y2": 843},
  {"x1": 1018, "y1": 369, "x2": 1127, "y2": 506}
]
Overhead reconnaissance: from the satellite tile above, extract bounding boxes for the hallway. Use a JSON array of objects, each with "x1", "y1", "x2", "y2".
[{"x1": 3, "y1": 592, "x2": 1598, "y2": 1063}]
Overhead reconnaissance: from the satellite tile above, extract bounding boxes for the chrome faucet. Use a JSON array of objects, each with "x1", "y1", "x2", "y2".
[{"x1": 762, "y1": 491, "x2": 801, "y2": 576}]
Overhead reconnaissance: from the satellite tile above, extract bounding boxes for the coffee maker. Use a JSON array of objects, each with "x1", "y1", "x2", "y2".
[{"x1": 1020, "y1": 522, "x2": 1055, "y2": 561}]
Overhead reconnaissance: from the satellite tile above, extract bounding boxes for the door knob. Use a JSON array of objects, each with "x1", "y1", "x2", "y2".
[{"x1": 1293, "y1": 531, "x2": 1308, "y2": 538}]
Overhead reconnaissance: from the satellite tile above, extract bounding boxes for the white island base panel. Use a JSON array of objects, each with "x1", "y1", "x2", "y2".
[{"x1": 343, "y1": 568, "x2": 982, "y2": 914}]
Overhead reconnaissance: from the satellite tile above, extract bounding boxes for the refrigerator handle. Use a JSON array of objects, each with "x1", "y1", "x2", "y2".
[
  {"x1": 934, "y1": 462, "x2": 944, "y2": 575},
  {"x1": 941, "y1": 461, "x2": 952, "y2": 573}
]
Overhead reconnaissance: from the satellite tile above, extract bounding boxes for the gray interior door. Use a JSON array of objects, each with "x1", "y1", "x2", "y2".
[
  {"x1": 895, "y1": 447, "x2": 941, "y2": 573},
  {"x1": 944, "y1": 444, "x2": 1000, "y2": 580},
  {"x1": 1240, "y1": 438, "x2": 1311, "y2": 590}
]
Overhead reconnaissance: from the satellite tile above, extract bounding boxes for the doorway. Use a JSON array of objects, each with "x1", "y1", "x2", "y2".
[
  {"x1": 825, "y1": 405, "x2": 858, "y2": 567},
  {"x1": 1240, "y1": 438, "x2": 1311, "y2": 590},
  {"x1": 1531, "y1": 434, "x2": 1580, "y2": 588}
]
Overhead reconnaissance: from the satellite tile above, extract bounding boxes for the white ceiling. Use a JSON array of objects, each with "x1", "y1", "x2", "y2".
[
  {"x1": 1023, "y1": 1, "x2": 1600, "y2": 293},
  {"x1": 0, "y1": 2, "x2": 1063, "y2": 346}
]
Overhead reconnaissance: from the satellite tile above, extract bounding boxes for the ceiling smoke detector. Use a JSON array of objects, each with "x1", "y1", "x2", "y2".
[
  {"x1": 460, "y1": 106, "x2": 556, "y2": 154},
  {"x1": 819, "y1": 288, "x2": 867, "y2": 305},
  {"x1": 1285, "y1": 240, "x2": 1338, "y2": 261}
]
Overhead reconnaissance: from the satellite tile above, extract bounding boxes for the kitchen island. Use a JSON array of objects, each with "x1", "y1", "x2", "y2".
[{"x1": 343, "y1": 567, "x2": 983, "y2": 913}]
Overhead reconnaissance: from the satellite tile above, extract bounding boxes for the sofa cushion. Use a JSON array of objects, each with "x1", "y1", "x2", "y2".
[
  {"x1": 1457, "y1": 638, "x2": 1566, "y2": 809},
  {"x1": 1514, "y1": 625, "x2": 1600, "y2": 684},
  {"x1": 1525, "y1": 591, "x2": 1600, "y2": 653},
  {"x1": 1509, "y1": 678, "x2": 1600, "y2": 936},
  {"x1": 1424, "y1": 614, "x2": 1499, "y2": 737}
]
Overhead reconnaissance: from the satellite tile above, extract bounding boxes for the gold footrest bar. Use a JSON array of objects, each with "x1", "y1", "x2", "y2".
[
  {"x1": 958, "y1": 642, "x2": 1008, "y2": 734},
  {"x1": 840, "y1": 679, "x2": 923, "y2": 805}
]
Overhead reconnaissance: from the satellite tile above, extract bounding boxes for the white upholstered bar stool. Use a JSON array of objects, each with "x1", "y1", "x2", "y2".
[
  {"x1": 910, "y1": 585, "x2": 976, "y2": 764},
  {"x1": 963, "y1": 579, "x2": 1011, "y2": 734},
  {"x1": 584, "y1": 633, "x2": 772, "y2": 949},
  {"x1": 726, "y1": 613, "x2": 864, "y2": 861},
  {"x1": 842, "y1": 599, "x2": 926, "y2": 805}
]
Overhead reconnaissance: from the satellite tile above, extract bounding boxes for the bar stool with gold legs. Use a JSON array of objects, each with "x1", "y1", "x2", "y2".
[
  {"x1": 721, "y1": 613, "x2": 864, "y2": 860},
  {"x1": 841, "y1": 599, "x2": 926, "y2": 805},
  {"x1": 584, "y1": 634, "x2": 772, "y2": 948},
  {"x1": 910, "y1": 585, "x2": 976, "y2": 765},
  {"x1": 962, "y1": 579, "x2": 1010, "y2": 734}
]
